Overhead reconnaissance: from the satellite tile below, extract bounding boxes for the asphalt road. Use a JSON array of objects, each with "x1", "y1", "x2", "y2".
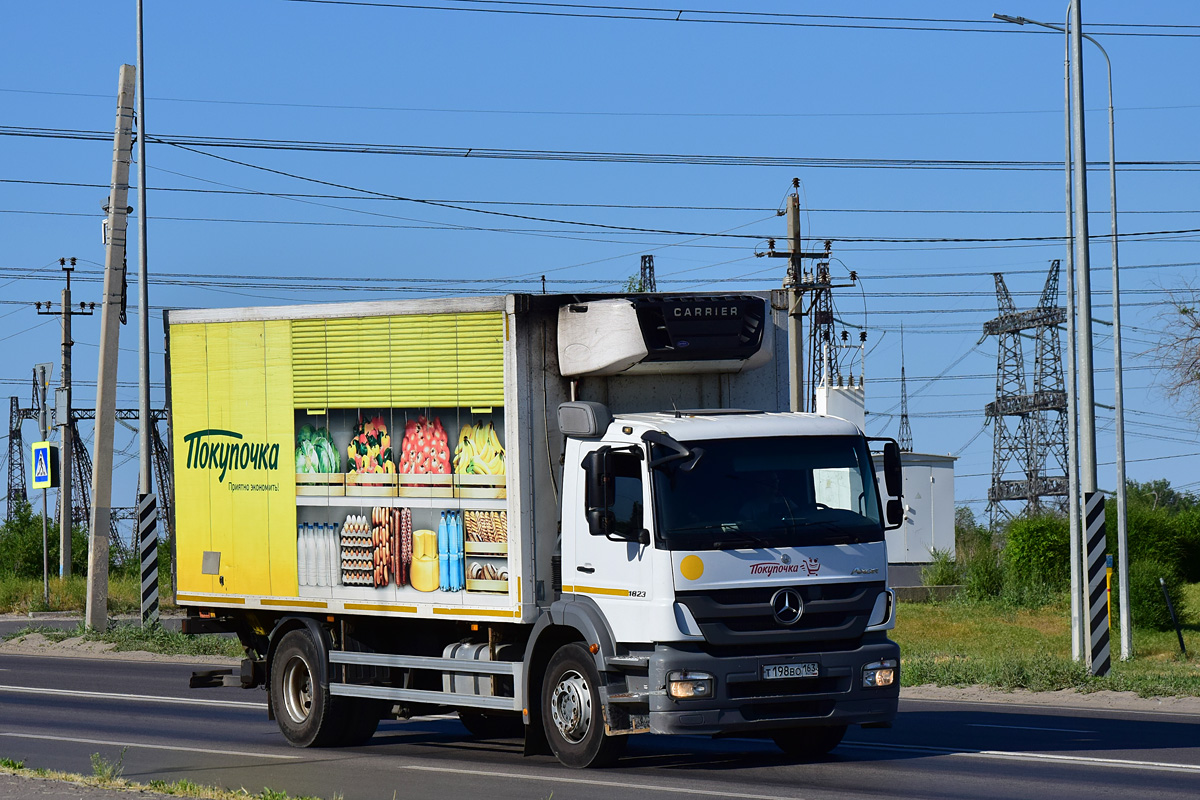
[{"x1": 0, "y1": 652, "x2": 1197, "y2": 800}]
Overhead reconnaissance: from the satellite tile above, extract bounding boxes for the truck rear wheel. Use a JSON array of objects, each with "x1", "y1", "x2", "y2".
[
  {"x1": 772, "y1": 725, "x2": 847, "y2": 760},
  {"x1": 540, "y1": 643, "x2": 625, "y2": 768},
  {"x1": 271, "y1": 628, "x2": 380, "y2": 747}
]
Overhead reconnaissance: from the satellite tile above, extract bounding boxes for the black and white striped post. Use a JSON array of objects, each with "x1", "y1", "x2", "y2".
[
  {"x1": 138, "y1": 492, "x2": 159, "y2": 625},
  {"x1": 1084, "y1": 491, "x2": 1110, "y2": 676}
]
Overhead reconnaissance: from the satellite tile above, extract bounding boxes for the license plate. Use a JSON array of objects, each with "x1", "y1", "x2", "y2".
[{"x1": 762, "y1": 662, "x2": 819, "y2": 680}]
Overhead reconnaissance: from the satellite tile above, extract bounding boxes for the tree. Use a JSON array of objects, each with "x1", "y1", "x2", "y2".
[{"x1": 1157, "y1": 286, "x2": 1200, "y2": 415}]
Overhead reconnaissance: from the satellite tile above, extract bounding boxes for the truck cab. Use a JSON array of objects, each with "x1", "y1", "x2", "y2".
[{"x1": 544, "y1": 404, "x2": 900, "y2": 764}]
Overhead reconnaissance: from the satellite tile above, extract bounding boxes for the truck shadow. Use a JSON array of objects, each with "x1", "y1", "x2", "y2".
[{"x1": 352, "y1": 706, "x2": 1199, "y2": 772}]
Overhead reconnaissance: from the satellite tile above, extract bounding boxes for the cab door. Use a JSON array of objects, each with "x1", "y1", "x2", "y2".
[{"x1": 563, "y1": 442, "x2": 654, "y2": 641}]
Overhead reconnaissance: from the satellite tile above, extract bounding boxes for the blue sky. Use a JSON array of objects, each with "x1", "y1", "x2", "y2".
[{"x1": 3, "y1": 1, "x2": 1199, "y2": 532}]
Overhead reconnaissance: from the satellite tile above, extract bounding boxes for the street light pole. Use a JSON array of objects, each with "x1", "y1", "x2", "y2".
[{"x1": 993, "y1": 5, "x2": 1130, "y2": 664}]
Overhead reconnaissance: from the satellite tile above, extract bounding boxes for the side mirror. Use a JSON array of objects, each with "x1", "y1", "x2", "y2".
[
  {"x1": 883, "y1": 441, "x2": 903, "y2": 498},
  {"x1": 582, "y1": 447, "x2": 614, "y2": 536},
  {"x1": 886, "y1": 498, "x2": 904, "y2": 529}
]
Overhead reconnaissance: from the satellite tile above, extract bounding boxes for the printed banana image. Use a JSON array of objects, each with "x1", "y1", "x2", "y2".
[{"x1": 453, "y1": 421, "x2": 506, "y2": 476}]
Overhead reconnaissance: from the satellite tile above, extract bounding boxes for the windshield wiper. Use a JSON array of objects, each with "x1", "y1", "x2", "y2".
[{"x1": 711, "y1": 531, "x2": 772, "y2": 549}]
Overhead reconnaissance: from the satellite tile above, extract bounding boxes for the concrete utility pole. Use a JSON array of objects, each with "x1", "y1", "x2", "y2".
[
  {"x1": 135, "y1": 0, "x2": 160, "y2": 627},
  {"x1": 758, "y1": 181, "x2": 832, "y2": 412},
  {"x1": 36, "y1": 258, "x2": 94, "y2": 577},
  {"x1": 1068, "y1": 0, "x2": 1110, "y2": 677},
  {"x1": 86, "y1": 64, "x2": 136, "y2": 633},
  {"x1": 786, "y1": 195, "x2": 803, "y2": 413},
  {"x1": 136, "y1": 0, "x2": 152, "y2": 499}
]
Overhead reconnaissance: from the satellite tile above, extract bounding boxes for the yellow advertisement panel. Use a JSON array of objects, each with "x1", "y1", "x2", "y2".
[
  {"x1": 172, "y1": 320, "x2": 296, "y2": 597},
  {"x1": 172, "y1": 309, "x2": 508, "y2": 605}
]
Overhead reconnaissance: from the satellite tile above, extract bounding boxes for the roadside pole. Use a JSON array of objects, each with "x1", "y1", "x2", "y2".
[
  {"x1": 786, "y1": 194, "x2": 803, "y2": 412},
  {"x1": 135, "y1": 0, "x2": 159, "y2": 626},
  {"x1": 1068, "y1": 0, "x2": 1110, "y2": 677},
  {"x1": 37, "y1": 258, "x2": 94, "y2": 577},
  {"x1": 86, "y1": 65, "x2": 136, "y2": 633},
  {"x1": 35, "y1": 363, "x2": 52, "y2": 605}
]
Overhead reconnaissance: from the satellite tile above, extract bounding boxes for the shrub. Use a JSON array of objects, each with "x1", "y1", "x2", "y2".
[
  {"x1": 1002, "y1": 513, "x2": 1070, "y2": 595},
  {"x1": 0, "y1": 501, "x2": 89, "y2": 578},
  {"x1": 963, "y1": 553, "x2": 1004, "y2": 599},
  {"x1": 1172, "y1": 509, "x2": 1200, "y2": 582},
  {"x1": 1121, "y1": 559, "x2": 1188, "y2": 631},
  {"x1": 1119, "y1": 504, "x2": 1184, "y2": 570},
  {"x1": 952, "y1": 507, "x2": 1002, "y2": 598},
  {"x1": 922, "y1": 547, "x2": 959, "y2": 586}
]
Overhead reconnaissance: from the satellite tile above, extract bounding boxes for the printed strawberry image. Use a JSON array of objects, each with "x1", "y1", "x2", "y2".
[{"x1": 399, "y1": 415, "x2": 452, "y2": 474}]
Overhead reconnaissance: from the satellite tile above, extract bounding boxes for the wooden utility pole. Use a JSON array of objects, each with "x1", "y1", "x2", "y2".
[
  {"x1": 86, "y1": 65, "x2": 136, "y2": 632},
  {"x1": 758, "y1": 181, "x2": 830, "y2": 412}
]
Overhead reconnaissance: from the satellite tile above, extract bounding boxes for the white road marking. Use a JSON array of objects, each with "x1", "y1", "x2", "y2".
[
  {"x1": 0, "y1": 732, "x2": 299, "y2": 760},
  {"x1": 841, "y1": 741, "x2": 1200, "y2": 774},
  {"x1": 402, "y1": 764, "x2": 804, "y2": 800},
  {"x1": 968, "y1": 723, "x2": 1095, "y2": 733},
  {"x1": 0, "y1": 684, "x2": 265, "y2": 709}
]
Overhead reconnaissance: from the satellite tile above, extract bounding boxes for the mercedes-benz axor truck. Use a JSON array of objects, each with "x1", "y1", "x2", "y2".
[{"x1": 168, "y1": 292, "x2": 902, "y2": 768}]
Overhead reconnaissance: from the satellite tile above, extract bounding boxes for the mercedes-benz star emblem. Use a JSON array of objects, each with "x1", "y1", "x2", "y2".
[{"x1": 771, "y1": 588, "x2": 803, "y2": 626}]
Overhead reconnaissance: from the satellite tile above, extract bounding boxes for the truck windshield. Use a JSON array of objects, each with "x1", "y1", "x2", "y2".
[{"x1": 650, "y1": 435, "x2": 884, "y2": 550}]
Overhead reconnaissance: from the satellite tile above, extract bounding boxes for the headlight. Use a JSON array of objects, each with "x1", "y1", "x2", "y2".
[
  {"x1": 667, "y1": 670, "x2": 714, "y2": 699},
  {"x1": 862, "y1": 659, "x2": 898, "y2": 688}
]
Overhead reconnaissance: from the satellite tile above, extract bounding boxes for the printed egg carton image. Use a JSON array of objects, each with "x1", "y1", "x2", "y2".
[{"x1": 341, "y1": 508, "x2": 413, "y2": 589}]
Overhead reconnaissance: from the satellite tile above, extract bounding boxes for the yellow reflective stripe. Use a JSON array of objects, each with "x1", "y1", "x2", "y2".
[
  {"x1": 570, "y1": 585, "x2": 630, "y2": 597},
  {"x1": 259, "y1": 599, "x2": 328, "y2": 609},
  {"x1": 432, "y1": 607, "x2": 518, "y2": 618},
  {"x1": 176, "y1": 594, "x2": 246, "y2": 605},
  {"x1": 345, "y1": 603, "x2": 418, "y2": 613}
]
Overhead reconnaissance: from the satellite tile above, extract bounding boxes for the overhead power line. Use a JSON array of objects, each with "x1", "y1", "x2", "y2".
[
  {"x1": 281, "y1": 0, "x2": 1200, "y2": 38},
  {"x1": 6, "y1": 207, "x2": 1200, "y2": 248},
  {"x1": 7, "y1": 87, "x2": 1199, "y2": 119},
  {"x1": 8, "y1": 177, "x2": 1200, "y2": 216},
  {"x1": 5, "y1": 126, "x2": 1200, "y2": 173}
]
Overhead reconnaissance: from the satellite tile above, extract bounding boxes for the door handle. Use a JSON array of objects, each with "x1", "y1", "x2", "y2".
[{"x1": 576, "y1": 564, "x2": 595, "y2": 574}]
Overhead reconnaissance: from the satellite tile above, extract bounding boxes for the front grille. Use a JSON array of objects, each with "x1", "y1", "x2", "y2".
[
  {"x1": 740, "y1": 699, "x2": 835, "y2": 721},
  {"x1": 676, "y1": 581, "x2": 883, "y2": 646},
  {"x1": 727, "y1": 676, "x2": 846, "y2": 699}
]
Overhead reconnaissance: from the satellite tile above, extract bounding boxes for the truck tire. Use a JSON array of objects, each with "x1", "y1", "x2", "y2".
[
  {"x1": 540, "y1": 643, "x2": 625, "y2": 768},
  {"x1": 458, "y1": 709, "x2": 524, "y2": 740},
  {"x1": 771, "y1": 725, "x2": 847, "y2": 760},
  {"x1": 271, "y1": 628, "x2": 380, "y2": 747}
]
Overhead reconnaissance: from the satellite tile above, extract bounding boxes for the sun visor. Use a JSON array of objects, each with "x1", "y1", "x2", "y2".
[{"x1": 557, "y1": 295, "x2": 767, "y2": 377}]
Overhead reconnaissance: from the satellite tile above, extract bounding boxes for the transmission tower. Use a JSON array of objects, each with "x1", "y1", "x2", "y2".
[
  {"x1": 898, "y1": 325, "x2": 913, "y2": 452},
  {"x1": 639, "y1": 255, "x2": 657, "y2": 292},
  {"x1": 984, "y1": 260, "x2": 1068, "y2": 528},
  {"x1": 6, "y1": 397, "x2": 27, "y2": 519},
  {"x1": 4, "y1": 398, "x2": 171, "y2": 543}
]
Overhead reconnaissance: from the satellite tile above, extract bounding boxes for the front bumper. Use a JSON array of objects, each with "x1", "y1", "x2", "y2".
[{"x1": 647, "y1": 636, "x2": 899, "y2": 735}]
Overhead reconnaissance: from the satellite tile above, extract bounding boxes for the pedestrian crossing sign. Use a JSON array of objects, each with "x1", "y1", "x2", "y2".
[{"x1": 31, "y1": 441, "x2": 59, "y2": 490}]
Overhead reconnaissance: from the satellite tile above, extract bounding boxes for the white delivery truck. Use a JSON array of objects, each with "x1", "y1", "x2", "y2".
[{"x1": 169, "y1": 292, "x2": 903, "y2": 768}]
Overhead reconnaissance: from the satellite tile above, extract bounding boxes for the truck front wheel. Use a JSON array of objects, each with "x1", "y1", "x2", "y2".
[
  {"x1": 772, "y1": 725, "x2": 847, "y2": 760},
  {"x1": 540, "y1": 644, "x2": 625, "y2": 768}
]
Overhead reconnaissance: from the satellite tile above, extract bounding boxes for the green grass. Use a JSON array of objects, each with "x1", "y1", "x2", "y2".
[
  {"x1": 893, "y1": 583, "x2": 1200, "y2": 697},
  {"x1": 0, "y1": 574, "x2": 177, "y2": 615},
  {"x1": 3, "y1": 622, "x2": 243, "y2": 659},
  {"x1": 0, "y1": 756, "x2": 336, "y2": 799}
]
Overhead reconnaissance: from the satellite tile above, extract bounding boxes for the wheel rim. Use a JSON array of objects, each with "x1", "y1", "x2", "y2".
[
  {"x1": 549, "y1": 669, "x2": 592, "y2": 744},
  {"x1": 281, "y1": 654, "x2": 314, "y2": 724}
]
